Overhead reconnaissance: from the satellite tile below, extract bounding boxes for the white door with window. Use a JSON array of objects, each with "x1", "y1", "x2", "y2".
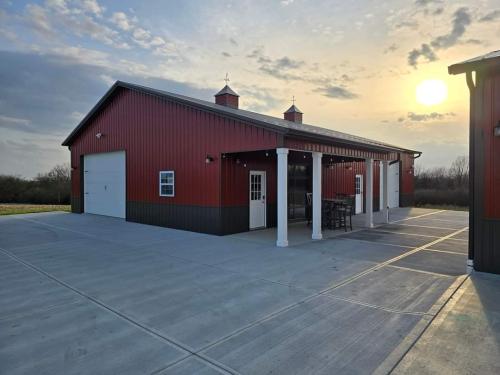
[
  {"x1": 249, "y1": 171, "x2": 266, "y2": 229},
  {"x1": 388, "y1": 162, "x2": 400, "y2": 208},
  {"x1": 355, "y1": 174, "x2": 363, "y2": 214},
  {"x1": 84, "y1": 151, "x2": 126, "y2": 218}
]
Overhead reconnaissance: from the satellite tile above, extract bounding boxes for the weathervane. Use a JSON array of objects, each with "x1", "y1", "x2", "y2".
[
  {"x1": 224, "y1": 73, "x2": 230, "y2": 85},
  {"x1": 292, "y1": 96, "x2": 296, "y2": 105}
]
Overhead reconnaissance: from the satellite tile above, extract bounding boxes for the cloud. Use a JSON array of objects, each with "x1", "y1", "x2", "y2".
[
  {"x1": 407, "y1": 7, "x2": 471, "y2": 68},
  {"x1": 315, "y1": 85, "x2": 358, "y2": 100},
  {"x1": 25, "y1": 4, "x2": 53, "y2": 36},
  {"x1": 0, "y1": 50, "x2": 214, "y2": 177},
  {"x1": 430, "y1": 7, "x2": 471, "y2": 49},
  {"x1": 110, "y1": 11, "x2": 134, "y2": 31},
  {"x1": 229, "y1": 38, "x2": 238, "y2": 46},
  {"x1": 414, "y1": 0, "x2": 442, "y2": 6},
  {"x1": 398, "y1": 112, "x2": 456, "y2": 122},
  {"x1": 221, "y1": 51, "x2": 231, "y2": 57},
  {"x1": 80, "y1": 0, "x2": 105, "y2": 16},
  {"x1": 407, "y1": 44, "x2": 437, "y2": 67},
  {"x1": 0, "y1": 115, "x2": 33, "y2": 132},
  {"x1": 384, "y1": 43, "x2": 399, "y2": 54},
  {"x1": 247, "y1": 48, "x2": 304, "y2": 80},
  {"x1": 479, "y1": 10, "x2": 500, "y2": 22}
]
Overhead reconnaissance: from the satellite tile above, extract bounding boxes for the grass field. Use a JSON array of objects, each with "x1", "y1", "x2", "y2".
[{"x1": 0, "y1": 204, "x2": 71, "y2": 215}]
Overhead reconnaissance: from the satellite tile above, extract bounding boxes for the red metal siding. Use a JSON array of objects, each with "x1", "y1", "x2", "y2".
[
  {"x1": 483, "y1": 73, "x2": 500, "y2": 218},
  {"x1": 322, "y1": 161, "x2": 380, "y2": 206},
  {"x1": 400, "y1": 153, "x2": 415, "y2": 198},
  {"x1": 70, "y1": 89, "x2": 278, "y2": 208},
  {"x1": 221, "y1": 153, "x2": 276, "y2": 207}
]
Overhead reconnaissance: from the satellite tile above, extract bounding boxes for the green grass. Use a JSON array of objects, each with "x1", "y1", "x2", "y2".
[
  {"x1": 0, "y1": 204, "x2": 71, "y2": 215},
  {"x1": 415, "y1": 204, "x2": 469, "y2": 212}
]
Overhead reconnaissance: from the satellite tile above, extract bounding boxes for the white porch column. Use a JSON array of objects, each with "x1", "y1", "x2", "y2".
[
  {"x1": 365, "y1": 158, "x2": 374, "y2": 228},
  {"x1": 312, "y1": 152, "x2": 323, "y2": 240},
  {"x1": 276, "y1": 148, "x2": 289, "y2": 247},
  {"x1": 382, "y1": 160, "x2": 389, "y2": 223}
]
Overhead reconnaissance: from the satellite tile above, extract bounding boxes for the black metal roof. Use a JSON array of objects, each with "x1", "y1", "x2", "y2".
[
  {"x1": 284, "y1": 104, "x2": 303, "y2": 114},
  {"x1": 62, "y1": 80, "x2": 418, "y2": 154},
  {"x1": 449, "y1": 50, "x2": 500, "y2": 74},
  {"x1": 214, "y1": 85, "x2": 239, "y2": 97}
]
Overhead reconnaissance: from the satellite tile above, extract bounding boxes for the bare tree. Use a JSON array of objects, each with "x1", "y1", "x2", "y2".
[{"x1": 448, "y1": 156, "x2": 469, "y2": 188}]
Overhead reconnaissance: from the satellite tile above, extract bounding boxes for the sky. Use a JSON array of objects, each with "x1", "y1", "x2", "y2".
[{"x1": 0, "y1": 0, "x2": 499, "y2": 178}]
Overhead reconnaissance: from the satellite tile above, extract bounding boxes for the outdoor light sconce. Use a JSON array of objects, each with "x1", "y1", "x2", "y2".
[
  {"x1": 205, "y1": 155, "x2": 214, "y2": 163},
  {"x1": 345, "y1": 165, "x2": 353, "y2": 170},
  {"x1": 96, "y1": 132, "x2": 103, "y2": 139},
  {"x1": 494, "y1": 121, "x2": 500, "y2": 137}
]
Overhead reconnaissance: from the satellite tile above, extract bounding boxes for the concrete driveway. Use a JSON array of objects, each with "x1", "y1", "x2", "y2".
[{"x1": 0, "y1": 208, "x2": 469, "y2": 374}]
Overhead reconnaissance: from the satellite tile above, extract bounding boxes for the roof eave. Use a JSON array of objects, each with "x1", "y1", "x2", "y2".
[
  {"x1": 448, "y1": 57, "x2": 500, "y2": 75},
  {"x1": 286, "y1": 129, "x2": 416, "y2": 154},
  {"x1": 62, "y1": 81, "x2": 123, "y2": 146}
]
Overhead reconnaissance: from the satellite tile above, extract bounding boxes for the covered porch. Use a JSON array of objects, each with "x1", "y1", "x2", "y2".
[
  {"x1": 230, "y1": 208, "x2": 400, "y2": 247},
  {"x1": 275, "y1": 147, "x2": 393, "y2": 247},
  {"x1": 221, "y1": 145, "x2": 401, "y2": 246}
]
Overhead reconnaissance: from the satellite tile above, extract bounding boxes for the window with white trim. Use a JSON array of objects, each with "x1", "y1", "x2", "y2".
[{"x1": 159, "y1": 171, "x2": 175, "y2": 197}]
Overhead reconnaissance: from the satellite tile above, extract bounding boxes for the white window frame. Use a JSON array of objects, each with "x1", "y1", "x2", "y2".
[{"x1": 159, "y1": 171, "x2": 175, "y2": 197}]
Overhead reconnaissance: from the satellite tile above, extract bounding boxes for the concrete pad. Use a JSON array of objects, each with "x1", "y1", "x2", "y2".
[
  {"x1": 392, "y1": 250, "x2": 467, "y2": 276},
  {"x1": 427, "y1": 239, "x2": 468, "y2": 254},
  {"x1": 145, "y1": 235, "x2": 276, "y2": 265},
  {"x1": 399, "y1": 218, "x2": 466, "y2": 230},
  {"x1": 214, "y1": 244, "x2": 377, "y2": 292},
  {"x1": 342, "y1": 230, "x2": 431, "y2": 248},
  {"x1": 0, "y1": 256, "x2": 186, "y2": 375},
  {"x1": 158, "y1": 357, "x2": 228, "y2": 375},
  {"x1": 449, "y1": 230, "x2": 468, "y2": 241},
  {"x1": 327, "y1": 265, "x2": 456, "y2": 313},
  {"x1": 203, "y1": 295, "x2": 423, "y2": 375},
  {"x1": 376, "y1": 223, "x2": 458, "y2": 238},
  {"x1": 0, "y1": 253, "x2": 78, "y2": 319},
  {"x1": 394, "y1": 272, "x2": 500, "y2": 375},
  {"x1": 0, "y1": 219, "x2": 87, "y2": 249},
  {"x1": 11, "y1": 244, "x2": 310, "y2": 350},
  {"x1": 295, "y1": 238, "x2": 411, "y2": 263}
]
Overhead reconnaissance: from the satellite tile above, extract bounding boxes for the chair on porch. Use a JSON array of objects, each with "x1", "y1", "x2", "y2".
[{"x1": 333, "y1": 202, "x2": 353, "y2": 231}]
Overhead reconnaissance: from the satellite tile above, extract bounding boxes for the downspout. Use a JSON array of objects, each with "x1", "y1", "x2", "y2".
[{"x1": 466, "y1": 70, "x2": 476, "y2": 272}]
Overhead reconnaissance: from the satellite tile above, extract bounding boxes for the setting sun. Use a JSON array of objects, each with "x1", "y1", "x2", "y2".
[{"x1": 416, "y1": 79, "x2": 448, "y2": 106}]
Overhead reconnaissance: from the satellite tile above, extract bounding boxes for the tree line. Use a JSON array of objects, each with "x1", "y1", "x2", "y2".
[
  {"x1": 414, "y1": 155, "x2": 469, "y2": 208},
  {"x1": 0, "y1": 164, "x2": 71, "y2": 204}
]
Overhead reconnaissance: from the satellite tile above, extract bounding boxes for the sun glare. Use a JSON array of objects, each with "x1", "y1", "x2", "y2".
[{"x1": 416, "y1": 79, "x2": 448, "y2": 106}]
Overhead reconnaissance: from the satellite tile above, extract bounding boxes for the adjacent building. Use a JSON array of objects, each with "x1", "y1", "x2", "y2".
[
  {"x1": 449, "y1": 51, "x2": 500, "y2": 274},
  {"x1": 62, "y1": 81, "x2": 418, "y2": 246}
]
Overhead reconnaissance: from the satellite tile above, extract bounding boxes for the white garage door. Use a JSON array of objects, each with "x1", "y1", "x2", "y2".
[{"x1": 84, "y1": 151, "x2": 126, "y2": 218}]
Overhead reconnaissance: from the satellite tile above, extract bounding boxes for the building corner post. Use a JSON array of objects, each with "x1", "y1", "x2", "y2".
[
  {"x1": 365, "y1": 158, "x2": 374, "y2": 228},
  {"x1": 276, "y1": 148, "x2": 289, "y2": 247},
  {"x1": 382, "y1": 160, "x2": 389, "y2": 224},
  {"x1": 312, "y1": 152, "x2": 323, "y2": 240}
]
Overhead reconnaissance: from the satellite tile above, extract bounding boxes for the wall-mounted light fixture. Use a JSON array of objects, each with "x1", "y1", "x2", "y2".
[
  {"x1": 205, "y1": 155, "x2": 214, "y2": 164},
  {"x1": 265, "y1": 151, "x2": 269, "y2": 157},
  {"x1": 494, "y1": 121, "x2": 500, "y2": 137},
  {"x1": 96, "y1": 132, "x2": 103, "y2": 139},
  {"x1": 345, "y1": 165, "x2": 353, "y2": 170}
]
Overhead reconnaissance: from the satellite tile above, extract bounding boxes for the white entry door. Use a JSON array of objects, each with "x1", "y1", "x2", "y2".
[
  {"x1": 84, "y1": 151, "x2": 126, "y2": 218},
  {"x1": 388, "y1": 162, "x2": 400, "y2": 208},
  {"x1": 355, "y1": 174, "x2": 363, "y2": 214},
  {"x1": 249, "y1": 171, "x2": 266, "y2": 229}
]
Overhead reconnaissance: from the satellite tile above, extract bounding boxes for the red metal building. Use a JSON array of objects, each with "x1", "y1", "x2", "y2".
[
  {"x1": 62, "y1": 81, "x2": 418, "y2": 246},
  {"x1": 449, "y1": 51, "x2": 500, "y2": 274}
]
